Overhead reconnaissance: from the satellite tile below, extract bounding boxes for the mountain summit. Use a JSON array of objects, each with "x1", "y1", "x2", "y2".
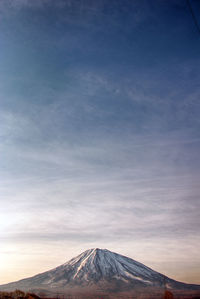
[
  {"x1": 1, "y1": 248, "x2": 200, "y2": 298},
  {"x1": 60, "y1": 248, "x2": 166, "y2": 284}
]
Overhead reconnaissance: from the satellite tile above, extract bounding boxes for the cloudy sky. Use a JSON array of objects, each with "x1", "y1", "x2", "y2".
[{"x1": 0, "y1": 0, "x2": 200, "y2": 285}]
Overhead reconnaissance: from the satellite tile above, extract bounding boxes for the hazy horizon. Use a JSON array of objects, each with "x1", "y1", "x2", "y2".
[{"x1": 1, "y1": 0, "x2": 200, "y2": 285}]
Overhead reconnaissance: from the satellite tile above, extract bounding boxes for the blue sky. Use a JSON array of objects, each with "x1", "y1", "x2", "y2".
[{"x1": 0, "y1": 0, "x2": 200, "y2": 284}]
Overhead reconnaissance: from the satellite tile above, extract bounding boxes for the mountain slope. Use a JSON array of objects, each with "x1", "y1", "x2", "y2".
[{"x1": 1, "y1": 248, "x2": 200, "y2": 298}]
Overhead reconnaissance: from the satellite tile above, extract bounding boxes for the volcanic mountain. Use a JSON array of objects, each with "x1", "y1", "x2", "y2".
[{"x1": 1, "y1": 248, "x2": 200, "y2": 298}]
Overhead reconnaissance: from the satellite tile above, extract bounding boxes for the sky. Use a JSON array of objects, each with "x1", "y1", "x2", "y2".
[{"x1": 0, "y1": 0, "x2": 200, "y2": 285}]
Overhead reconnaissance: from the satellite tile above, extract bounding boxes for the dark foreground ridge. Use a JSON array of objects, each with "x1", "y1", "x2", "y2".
[
  {"x1": 0, "y1": 290, "x2": 40, "y2": 299},
  {"x1": 0, "y1": 248, "x2": 200, "y2": 298}
]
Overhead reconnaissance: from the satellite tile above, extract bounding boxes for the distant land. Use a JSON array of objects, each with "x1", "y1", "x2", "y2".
[{"x1": 0, "y1": 248, "x2": 200, "y2": 298}]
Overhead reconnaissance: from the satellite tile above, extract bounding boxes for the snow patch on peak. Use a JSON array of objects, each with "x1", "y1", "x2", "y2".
[
  {"x1": 73, "y1": 249, "x2": 97, "y2": 278},
  {"x1": 62, "y1": 247, "x2": 164, "y2": 285}
]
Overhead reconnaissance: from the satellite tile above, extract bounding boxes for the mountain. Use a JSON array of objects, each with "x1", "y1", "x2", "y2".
[{"x1": 0, "y1": 248, "x2": 200, "y2": 298}]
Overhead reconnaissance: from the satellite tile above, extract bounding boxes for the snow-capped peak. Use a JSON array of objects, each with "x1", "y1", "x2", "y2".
[
  {"x1": 1, "y1": 248, "x2": 196, "y2": 297},
  {"x1": 60, "y1": 248, "x2": 165, "y2": 285}
]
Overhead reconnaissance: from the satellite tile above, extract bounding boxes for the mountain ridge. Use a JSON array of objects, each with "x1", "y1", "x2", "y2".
[{"x1": 1, "y1": 248, "x2": 200, "y2": 298}]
